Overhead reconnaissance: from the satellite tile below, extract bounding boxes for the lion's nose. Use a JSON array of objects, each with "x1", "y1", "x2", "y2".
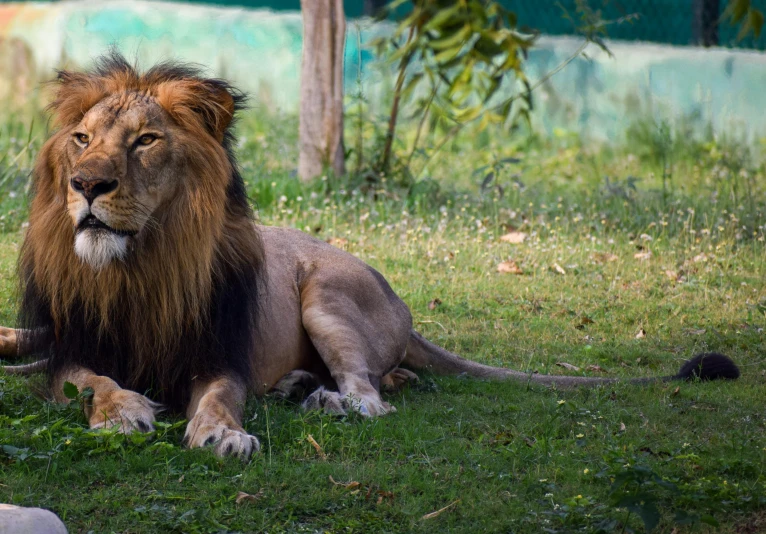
[{"x1": 70, "y1": 175, "x2": 119, "y2": 204}]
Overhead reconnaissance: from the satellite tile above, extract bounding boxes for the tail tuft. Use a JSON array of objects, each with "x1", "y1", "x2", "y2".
[{"x1": 674, "y1": 352, "x2": 740, "y2": 381}]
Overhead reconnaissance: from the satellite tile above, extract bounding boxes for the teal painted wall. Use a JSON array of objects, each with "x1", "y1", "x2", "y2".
[
  {"x1": 1, "y1": 1, "x2": 765, "y2": 143},
  {"x1": 70, "y1": 0, "x2": 766, "y2": 49},
  {"x1": 1, "y1": 0, "x2": 763, "y2": 47}
]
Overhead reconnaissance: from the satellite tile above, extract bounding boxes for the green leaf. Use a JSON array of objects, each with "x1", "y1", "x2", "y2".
[
  {"x1": 63, "y1": 381, "x2": 80, "y2": 400},
  {"x1": 400, "y1": 72, "x2": 424, "y2": 101},
  {"x1": 618, "y1": 493, "x2": 660, "y2": 532},
  {"x1": 749, "y1": 8, "x2": 764, "y2": 38},
  {"x1": 428, "y1": 25, "x2": 471, "y2": 51},
  {"x1": 423, "y1": 5, "x2": 462, "y2": 32},
  {"x1": 473, "y1": 35, "x2": 506, "y2": 58},
  {"x1": 2, "y1": 444, "x2": 21, "y2": 457},
  {"x1": 635, "y1": 501, "x2": 660, "y2": 532},
  {"x1": 701, "y1": 515, "x2": 720, "y2": 527},
  {"x1": 673, "y1": 510, "x2": 698, "y2": 525},
  {"x1": 455, "y1": 105, "x2": 482, "y2": 122},
  {"x1": 729, "y1": 0, "x2": 750, "y2": 23},
  {"x1": 433, "y1": 44, "x2": 464, "y2": 65}
]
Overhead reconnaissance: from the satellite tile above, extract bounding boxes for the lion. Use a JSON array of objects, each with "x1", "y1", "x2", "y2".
[{"x1": 0, "y1": 53, "x2": 740, "y2": 459}]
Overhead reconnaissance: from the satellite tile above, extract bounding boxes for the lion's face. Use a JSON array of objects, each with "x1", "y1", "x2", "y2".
[{"x1": 64, "y1": 93, "x2": 182, "y2": 269}]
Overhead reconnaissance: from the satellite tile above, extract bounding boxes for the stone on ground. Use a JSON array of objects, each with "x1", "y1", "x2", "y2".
[{"x1": 0, "y1": 504, "x2": 67, "y2": 534}]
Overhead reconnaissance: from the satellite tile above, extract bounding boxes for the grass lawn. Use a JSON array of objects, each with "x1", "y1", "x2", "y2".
[{"x1": 1, "y1": 113, "x2": 766, "y2": 533}]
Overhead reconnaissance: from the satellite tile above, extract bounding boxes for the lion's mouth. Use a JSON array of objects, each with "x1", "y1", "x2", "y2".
[{"x1": 77, "y1": 214, "x2": 137, "y2": 237}]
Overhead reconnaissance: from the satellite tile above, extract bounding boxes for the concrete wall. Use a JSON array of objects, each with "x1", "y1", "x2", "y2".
[{"x1": 1, "y1": 1, "x2": 765, "y2": 142}]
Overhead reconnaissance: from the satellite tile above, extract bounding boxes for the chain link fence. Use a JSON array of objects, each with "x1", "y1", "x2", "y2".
[
  {"x1": 15, "y1": 0, "x2": 754, "y2": 50},
  {"x1": 360, "y1": 0, "x2": 765, "y2": 49},
  {"x1": 511, "y1": 0, "x2": 764, "y2": 50}
]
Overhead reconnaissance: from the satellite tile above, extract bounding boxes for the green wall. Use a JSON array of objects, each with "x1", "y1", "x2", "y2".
[
  {"x1": 0, "y1": 0, "x2": 763, "y2": 48},
  {"x1": 1, "y1": 1, "x2": 766, "y2": 143},
  {"x1": 156, "y1": 0, "x2": 766, "y2": 49}
]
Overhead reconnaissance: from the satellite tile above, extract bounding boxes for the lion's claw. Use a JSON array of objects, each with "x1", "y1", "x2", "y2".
[
  {"x1": 302, "y1": 387, "x2": 396, "y2": 417},
  {"x1": 184, "y1": 414, "x2": 260, "y2": 460},
  {"x1": 88, "y1": 389, "x2": 162, "y2": 433}
]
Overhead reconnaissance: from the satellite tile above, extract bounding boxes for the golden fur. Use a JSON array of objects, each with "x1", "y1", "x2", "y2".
[{"x1": 21, "y1": 55, "x2": 262, "y2": 388}]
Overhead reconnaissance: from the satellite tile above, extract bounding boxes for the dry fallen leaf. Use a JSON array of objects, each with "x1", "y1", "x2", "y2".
[
  {"x1": 634, "y1": 251, "x2": 652, "y2": 261},
  {"x1": 692, "y1": 253, "x2": 707, "y2": 263},
  {"x1": 671, "y1": 386, "x2": 681, "y2": 397},
  {"x1": 421, "y1": 499, "x2": 460, "y2": 520},
  {"x1": 500, "y1": 231, "x2": 527, "y2": 244},
  {"x1": 593, "y1": 252, "x2": 619, "y2": 264},
  {"x1": 497, "y1": 260, "x2": 523, "y2": 275},
  {"x1": 556, "y1": 362, "x2": 581, "y2": 371},
  {"x1": 329, "y1": 476, "x2": 360, "y2": 490},
  {"x1": 586, "y1": 364, "x2": 608, "y2": 373},
  {"x1": 635, "y1": 328, "x2": 646, "y2": 339},
  {"x1": 372, "y1": 490, "x2": 394, "y2": 505},
  {"x1": 619, "y1": 422, "x2": 626, "y2": 432},
  {"x1": 551, "y1": 263, "x2": 566, "y2": 275},
  {"x1": 428, "y1": 298, "x2": 442, "y2": 311},
  {"x1": 326, "y1": 237, "x2": 349, "y2": 249},
  {"x1": 664, "y1": 269, "x2": 679, "y2": 280},
  {"x1": 235, "y1": 489, "x2": 264, "y2": 505},
  {"x1": 307, "y1": 434, "x2": 327, "y2": 460}
]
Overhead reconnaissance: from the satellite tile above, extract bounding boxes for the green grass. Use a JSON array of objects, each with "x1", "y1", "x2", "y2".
[{"x1": 1, "y1": 112, "x2": 766, "y2": 533}]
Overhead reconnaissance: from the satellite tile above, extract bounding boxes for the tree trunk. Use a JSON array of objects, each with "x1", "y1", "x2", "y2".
[
  {"x1": 692, "y1": 0, "x2": 720, "y2": 47},
  {"x1": 298, "y1": 0, "x2": 346, "y2": 181}
]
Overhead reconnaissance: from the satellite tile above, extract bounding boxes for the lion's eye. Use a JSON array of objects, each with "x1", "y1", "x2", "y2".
[
  {"x1": 73, "y1": 133, "x2": 89, "y2": 146},
  {"x1": 136, "y1": 134, "x2": 157, "y2": 147}
]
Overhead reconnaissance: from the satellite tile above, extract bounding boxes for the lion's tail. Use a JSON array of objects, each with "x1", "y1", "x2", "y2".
[
  {"x1": 403, "y1": 330, "x2": 740, "y2": 388},
  {"x1": 1, "y1": 359, "x2": 48, "y2": 376}
]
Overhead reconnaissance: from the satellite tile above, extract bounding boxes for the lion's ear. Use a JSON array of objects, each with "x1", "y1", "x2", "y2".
[
  {"x1": 155, "y1": 79, "x2": 237, "y2": 143},
  {"x1": 48, "y1": 70, "x2": 108, "y2": 126}
]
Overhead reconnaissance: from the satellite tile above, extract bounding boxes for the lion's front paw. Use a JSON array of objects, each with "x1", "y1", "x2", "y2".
[
  {"x1": 88, "y1": 389, "x2": 161, "y2": 433},
  {"x1": 0, "y1": 326, "x2": 18, "y2": 357},
  {"x1": 184, "y1": 413, "x2": 260, "y2": 460}
]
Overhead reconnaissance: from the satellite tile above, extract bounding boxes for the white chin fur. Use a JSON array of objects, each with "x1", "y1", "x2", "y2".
[{"x1": 74, "y1": 230, "x2": 128, "y2": 270}]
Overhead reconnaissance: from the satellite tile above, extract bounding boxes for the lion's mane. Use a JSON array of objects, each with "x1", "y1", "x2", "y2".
[{"x1": 19, "y1": 53, "x2": 263, "y2": 409}]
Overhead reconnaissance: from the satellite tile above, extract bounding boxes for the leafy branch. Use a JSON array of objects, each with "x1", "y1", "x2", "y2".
[
  {"x1": 723, "y1": 0, "x2": 765, "y2": 40},
  {"x1": 370, "y1": 0, "x2": 630, "y2": 181}
]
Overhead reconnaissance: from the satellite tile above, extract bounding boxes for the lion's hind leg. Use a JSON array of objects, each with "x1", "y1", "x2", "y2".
[
  {"x1": 381, "y1": 367, "x2": 418, "y2": 392},
  {"x1": 301, "y1": 386, "x2": 396, "y2": 416},
  {"x1": 298, "y1": 257, "x2": 412, "y2": 418},
  {"x1": 271, "y1": 371, "x2": 356, "y2": 416},
  {"x1": 301, "y1": 386, "x2": 349, "y2": 415},
  {"x1": 300, "y1": 308, "x2": 407, "y2": 417},
  {"x1": 270, "y1": 370, "x2": 322, "y2": 400}
]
